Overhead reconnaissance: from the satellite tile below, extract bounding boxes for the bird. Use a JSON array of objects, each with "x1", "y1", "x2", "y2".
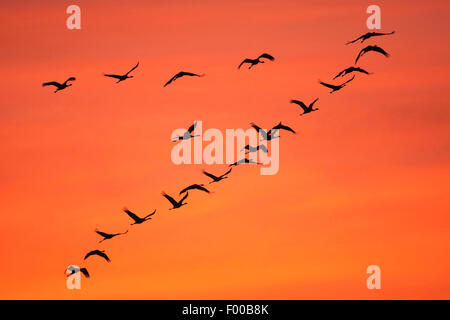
[
  {"x1": 162, "y1": 192, "x2": 189, "y2": 209},
  {"x1": 202, "y1": 168, "x2": 232, "y2": 183},
  {"x1": 164, "y1": 71, "x2": 205, "y2": 87},
  {"x1": 333, "y1": 66, "x2": 371, "y2": 79},
  {"x1": 242, "y1": 144, "x2": 268, "y2": 154},
  {"x1": 290, "y1": 98, "x2": 319, "y2": 115},
  {"x1": 179, "y1": 184, "x2": 210, "y2": 195},
  {"x1": 104, "y1": 62, "x2": 139, "y2": 83},
  {"x1": 123, "y1": 208, "x2": 156, "y2": 225},
  {"x1": 346, "y1": 31, "x2": 395, "y2": 44},
  {"x1": 238, "y1": 53, "x2": 275, "y2": 69},
  {"x1": 42, "y1": 77, "x2": 76, "y2": 93},
  {"x1": 172, "y1": 122, "x2": 200, "y2": 141},
  {"x1": 84, "y1": 250, "x2": 111, "y2": 262},
  {"x1": 355, "y1": 45, "x2": 390, "y2": 64},
  {"x1": 95, "y1": 229, "x2": 128, "y2": 243},
  {"x1": 66, "y1": 266, "x2": 90, "y2": 278},
  {"x1": 272, "y1": 121, "x2": 296, "y2": 134},
  {"x1": 250, "y1": 123, "x2": 279, "y2": 141},
  {"x1": 319, "y1": 76, "x2": 355, "y2": 94},
  {"x1": 229, "y1": 157, "x2": 261, "y2": 167}
]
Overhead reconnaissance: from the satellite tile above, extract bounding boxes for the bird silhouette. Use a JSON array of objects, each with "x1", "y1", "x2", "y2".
[
  {"x1": 272, "y1": 121, "x2": 296, "y2": 134},
  {"x1": 229, "y1": 157, "x2": 262, "y2": 167},
  {"x1": 123, "y1": 207, "x2": 156, "y2": 225},
  {"x1": 179, "y1": 184, "x2": 210, "y2": 195},
  {"x1": 202, "y1": 168, "x2": 232, "y2": 183},
  {"x1": 238, "y1": 53, "x2": 275, "y2": 69},
  {"x1": 84, "y1": 250, "x2": 111, "y2": 262},
  {"x1": 104, "y1": 62, "x2": 139, "y2": 83},
  {"x1": 242, "y1": 144, "x2": 268, "y2": 154},
  {"x1": 250, "y1": 123, "x2": 279, "y2": 141},
  {"x1": 66, "y1": 265, "x2": 90, "y2": 278},
  {"x1": 334, "y1": 66, "x2": 371, "y2": 79},
  {"x1": 290, "y1": 98, "x2": 319, "y2": 115},
  {"x1": 42, "y1": 77, "x2": 76, "y2": 93},
  {"x1": 319, "y1": 75, "x2": 355, "y2": 94},
  {"x1": 162, "y1": 192, "x2": 189, "y2": 209},
  {"x1": 172, "y1": 122, "x2": 200, "y2": 141},
  {"x1": 164, "y1": 71, "x2": 205, "y2": 87},
  {"x1": 346, "y1": 31, "x2": 395, "y2": 44},
  {"x1": 95, "y1": 229, "x2": 128, "y2": 243},
  {"x1": 355, "y1": 45, "x2": 390, "y2": 64}
]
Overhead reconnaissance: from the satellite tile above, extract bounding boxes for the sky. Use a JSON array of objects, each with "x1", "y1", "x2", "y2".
[{"x1": 0, "y1": 0, "x2": 449, "y2": 299}]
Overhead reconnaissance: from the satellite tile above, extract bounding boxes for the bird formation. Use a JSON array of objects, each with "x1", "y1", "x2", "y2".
[{"x1": 64, "y1": 31, "x2": 394, "y2": 279}]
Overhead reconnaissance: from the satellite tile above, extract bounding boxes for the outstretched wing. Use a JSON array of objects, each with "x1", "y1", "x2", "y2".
[
  {"x1": 238, "y1": 59, "x2": 252, "y2": 69},
  {"x1": 84, "y1": 251, "x2": 94, "y2": 260},
  {"x1": 372, "y1": 45, "x2": 390, "y2": 57},
  {"x1": 290, "y1": 100, "x2": 308, "y2": 112},
  {"x1": 193, "y1": 185, "x2": 210, "y2": 193},
  {"x1": 181, "y1": 72, "x2": 203, "y2": 77},
  {"x1": 318, "y1": 80, "x2": 337, "y2": 90},
  {"x1": 342, "y1": 75, "x2": 355, "y2": 86},
  {"x1": 202, "y1": 170, "x2": 219, "y2": 180},
  {"x1": 355, "y1": 67, "x2": 370, "y2": 75},
  {"x1": 187, "y1": 122, "x2": 197, "y2": 133},
  {"x1": 355, "y1": 48, "x2": 366, "y2": 64},
  {"x1": 104, "y1": 74, "x2": 122, "y2": 79},
  {"x1": 346, "y1": 34, "x2": 365, "y2": 45},
  {"x1": 162, "y1": 192, "x2": 178, "y2": 206},
  {"x1": 64, "y1": 77, "x2": 76, "y2": 84},
  {"x1": 180, "y1": 192, "x2": 189, "y2": 203},
  {"x1": 273, "y1": 122, "x2": 296, "y2": 134},
  {"x1": 98, "y1": 251, "x2": 111, "y2": 262},
  {"x1": 309, "y1": 98, "x2": 319, "y2": 108},
  {"x1": 80, "y1": 268, "x2": 90, "y2": 278},
  {"x1": 125, "y1": 61, "x2": 139, "y2": 75},
  {"x1": 164, "y1": 74, "x2": 177, "y2": 87},
  {"x1": 258, "y1": 145, "x2": 268, "y2": 153},
  {"x1": 42, "y1": 81, "x2": 61, "y2": 88},
  {"x1": 258, "y1": 53, "x2": 275, "y2": 61},
  {"x1": 221, "y1": 167, "x2": 232, "y2": 177},
  {"x1": 123, "y1": 208, "x2": 141, "y2": 222},
  {"x1": 95, "y1": 230, "x2": 111, "y2": 238},
  {"x1": 144, "y1": 210, "x2": 156, "y2": 219}
]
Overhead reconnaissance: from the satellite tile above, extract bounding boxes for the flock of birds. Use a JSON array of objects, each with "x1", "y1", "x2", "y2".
[{"x1": 63, "y1": 30, "x2": 395, "y2": 280}]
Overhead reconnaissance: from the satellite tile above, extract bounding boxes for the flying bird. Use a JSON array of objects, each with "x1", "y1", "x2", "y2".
[
  {"x1": 202, "y1": 168, "x2": 232, "y2": 183},
  {"x1": 164, "y1": 71, "x2": 205, "y2": 87},
  {"x1": 104, "y1": 62, "x2": 139, "y2": 83},
  {"x1": 272, "y1": 121, "x2": 296, "y2": 134},
  {"x1": 319, "y1": 75, "x2": 355, "y2": 94},
  {"x1": 238, "y1": 53, "x2": 275, "y2": 69},
  {"x1": 229, "y1": 157, "x2": 261, "y2": 167},
  {"x1": 179, "y1": 184, "x2": 210, "y2": 195},
  {"x1": 242, "y1": 144, "x2": 268, "y2": 154},
  {"x1": 66, "y1": 266, "x2": 90, "y2": 278},
  {"x1": 95, "y1": 229, "x2": 128, "y2": 243},
  {"x1": 172, "y1": 122, "x2": 199, "y2": 141},
  {"x1": 334, "y1": 66, "x2": 371, "y2": 79},
  {"x1": 84, "y1": 250, "x2": 111, "y2": 262},
  {"x1": 162, "y1": 192, "x2": 189, "y2": 209},
  {"x1": 123, "y1": 207, "x2": 156, "y2": 225},
  {"x1": 290, "y1": 98, "x2": 319, "y2": 115},
  {"x1": 355, "y1": 45, "x2": 390, "y2": 64},
  {"x1": 42, "y1": 77, "x2": 76, "y2": 93},
  {"x1": 346, "y1": 31, "x2": 395, "y2": 44},
  {"x1": 250, "y1": 123, "x2": 279, "y2": 141}
]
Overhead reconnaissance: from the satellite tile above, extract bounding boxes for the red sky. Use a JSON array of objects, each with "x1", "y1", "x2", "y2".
[{"x1": 0, "y1": 0, "x2": 449, "y2": 299}]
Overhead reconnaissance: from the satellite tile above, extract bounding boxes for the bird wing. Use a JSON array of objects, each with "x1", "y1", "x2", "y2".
[
  {"x1": 125, "y1": 62, "x2": 139, "y2": 75},
  {"x1": 221, "y1": 167, "x2": 232, "y2": 177},
  {"x1": 342, "y1": 75, "x2": 355, "y2": 86},
  {"x1": 250, "y1": 122, "x2": 267, "y2": 135},
  {"x1": 202, "y1": 170, "x2": 219, "y2": 180},
  {"x1": 355, "y1": 48, "x2": 366, "y2": 64},
  {"x1": 372, "y1": 46, "x2": 390, "y2": 57},
  {"x1": 258, "y1": 145, "x2": 268, "y2": 152},
  {"x1": 194, "y1": 185, "x2": 210, "y2": 193},
  {"x1": 181, "y1": 72, "x2": 202, "y2": 77},
  {"x1": 104, "y1": 74, "x2": 122, "y2": 79},
  {"x1": 144, "y1": 210, "x2": 156, "y2": 219},
  {"x1": 179, "y1": 186, "x2": 191, "y2": 194},
  {"x1": 180, "y1": 192, "x2": 189, "y2": 203},
  {"x1": 346, "y1": 34, "x2": 364, "y2": 45},
  {"x1": 95, "y1": 230, "x2": 111, "y2": 238},
  {"x1": 162, "y1": 193, "x2": 178, "y2": 206},
  {"x1": 84, "y1": 251, "x2": 94, "y2": 260},
  {"x1": 42, "y1": 81, "x2": 61, "y2": 88},
  {"x1": 273, "y1": 123, "x2": 296, "y2": 134},
  {"x1": 98, "y1": 251, "x2": 111, "y2": 262},
  {"x1": 187, "y1": 122, "x2": 197, "y2": 133},
  {"x1": 80, "y1": 268, "x2": 90, "y2": 278},
  {"x1": 259, "y1": 53, "x2": 275, "y2": 61},
  {"x1": 355, "y1": 67, "x2": 370, "y2": 75},
  {"x1": 318, "y1": 80, "x2": 338, "y2": 90},
  {"x1": 65, "y1": 77, "x2": 76, "y2": 84},
  {"x1": 238, "y1": 59, "x2": 252, "y2": 69},
  {"x1": 123, "y1": 208, "x2": 141, "y2": 222},
  {"x1": 290, "y1": 100, "x2": 308, "y2": 111},
  {"x1": 309, "y1": 98, "x2": 319, "y2": 108},
  {"x1": 164, "y1": 74, "x2": 177, "y2": 87}
]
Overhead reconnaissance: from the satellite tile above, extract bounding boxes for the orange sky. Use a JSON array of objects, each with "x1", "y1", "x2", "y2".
[{"x1": 0, "y1": 0, "x2": 449, "y2": 299}]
